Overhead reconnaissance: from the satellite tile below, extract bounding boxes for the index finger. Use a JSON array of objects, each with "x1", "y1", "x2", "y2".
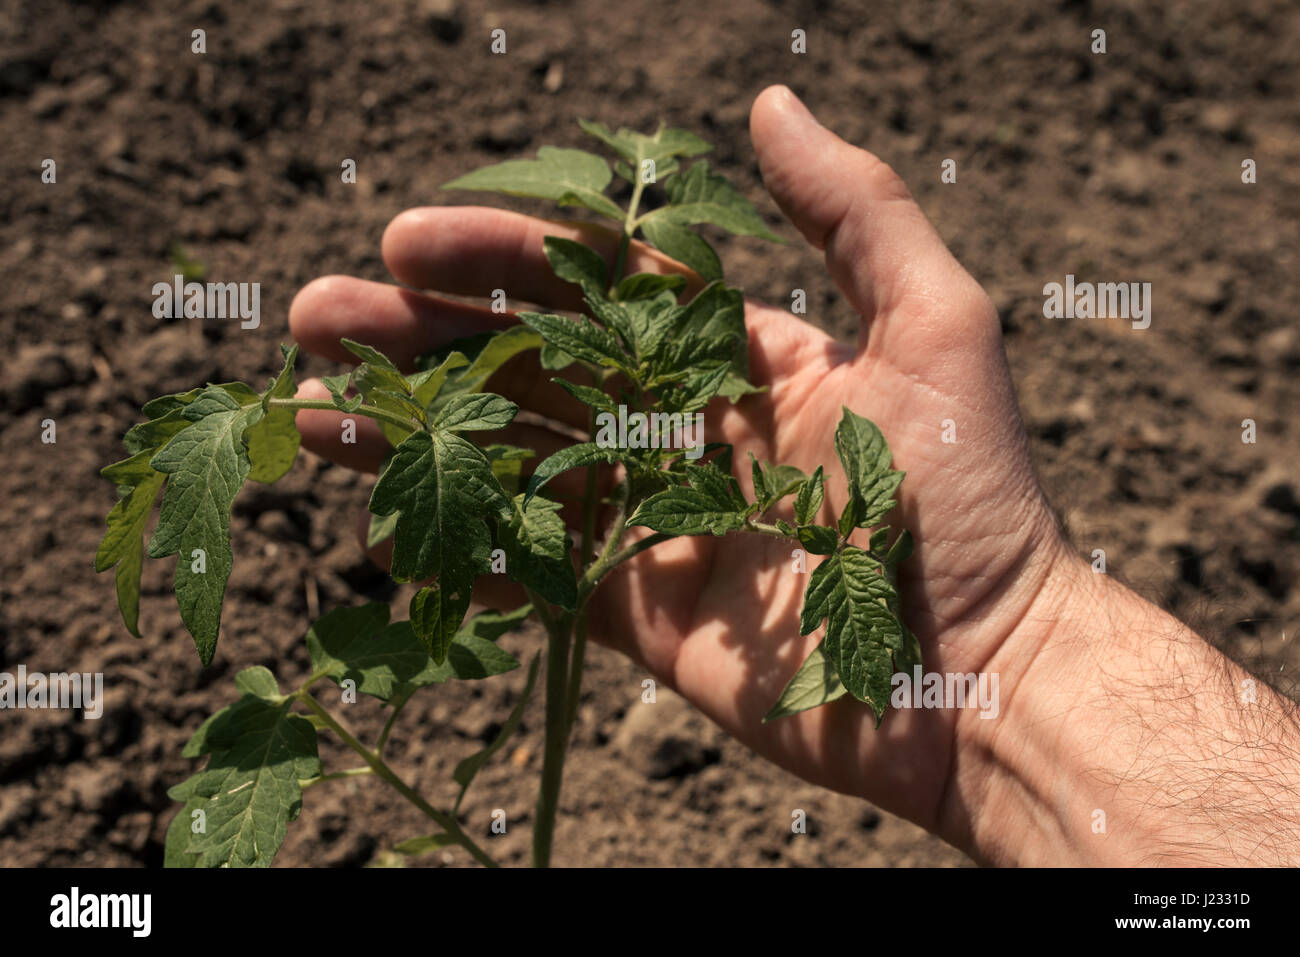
[{"x1": 382, "y1": 205, "x2": 704, "y2": 311}]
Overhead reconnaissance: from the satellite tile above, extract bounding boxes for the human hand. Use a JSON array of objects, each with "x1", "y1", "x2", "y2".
[{"x1": 285, "y1": 86, "x2": 1125, "y2": 861}]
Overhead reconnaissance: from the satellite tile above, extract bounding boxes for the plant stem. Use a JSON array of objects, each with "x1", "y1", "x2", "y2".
[
  {"x1": 533, "y1": 180, "x2": 654, "y2": 866},
  {"x1": 376, "y1": 688, "x2": 413, "y2": 757},
  {"x1": 591, "y1": 531, "x2": 672, "y2": 584},
  {"x1": 300, "y1": 767, "x2": 374, "y2": 789},
  {"x1": 564, "y1": 486, "x2": 630, "y2": 730},
  {"x1": 609, "y1": 175, "x2": 647, "y2": 293},
  {"x1": 745, "y1": 519, "x2": 796, "y2": 539},
  {"x1": 267, "y1": 396, "x2": 419, "y2": 435},
  {"x1": 295, "y1": 690, "x2": 499, "y2": 868},
  {"x1": 531, "y1": 610, "x2": 572, "y2": 867}
]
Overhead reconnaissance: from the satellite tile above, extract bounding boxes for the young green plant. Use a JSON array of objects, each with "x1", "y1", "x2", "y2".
[{"x1": 96, "y1": 119, "x2": 918, "y2": 868}]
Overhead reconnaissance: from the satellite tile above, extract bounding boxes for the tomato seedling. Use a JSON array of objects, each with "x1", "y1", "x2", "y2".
[{"x1": 97, "y1": 120, "x2": 917, "y2": 867}]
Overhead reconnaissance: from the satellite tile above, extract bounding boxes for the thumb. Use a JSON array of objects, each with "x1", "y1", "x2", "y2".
[{"x1": 750, "y1": 85, "x2": 984, "y2": 343}]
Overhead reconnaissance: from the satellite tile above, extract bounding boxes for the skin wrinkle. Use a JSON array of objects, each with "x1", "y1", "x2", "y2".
[
  {"x1": 983, "y1": 563, "x2": 1300, "y2": 865},
  {"x1": 283, "y1": 86, "x2": 1300, "y2": 867}
]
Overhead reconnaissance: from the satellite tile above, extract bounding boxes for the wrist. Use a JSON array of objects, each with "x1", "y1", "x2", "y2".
[{"x1": 955, "y1": 547, "x2": 1300, "y2": 865}]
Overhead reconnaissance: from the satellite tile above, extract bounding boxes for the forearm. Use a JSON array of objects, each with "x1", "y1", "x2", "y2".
[{"x1": 964, "y1": 556, "x2": 1300, "y2": 866}]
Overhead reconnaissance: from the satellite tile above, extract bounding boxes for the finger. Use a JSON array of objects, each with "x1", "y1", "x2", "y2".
[
  {"x1": 382, "y1": 206, "x2": 703, "y2": 312},
  {"x1": 289, "y1": 275, "x2": 509, "y2": 368},
  {"x1": 749, "y1": 85, "x2": 992, "y2": 351},
  {"x1": 288, "y1": 276, "x2": 589, "y2": 430}
]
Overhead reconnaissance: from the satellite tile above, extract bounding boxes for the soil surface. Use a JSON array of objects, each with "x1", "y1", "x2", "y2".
[{"x1": 1, "y1": 0, "x2": 1297, "y2": 867}]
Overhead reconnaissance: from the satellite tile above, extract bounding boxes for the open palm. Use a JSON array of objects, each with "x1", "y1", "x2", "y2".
[{"x1": 289, "y1": 86, "x2": 1076, "y2": 850}]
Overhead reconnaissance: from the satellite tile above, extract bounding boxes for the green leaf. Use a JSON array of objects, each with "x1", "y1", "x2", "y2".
[
  {"x1": 147, "y1": 387, "x2": 264, "y2": 665},
  {"x1": 640, "y1": 216, "x2": 721, "y2": 281},
  {"x1": 673, "y1": 360, "x2": 730, "y2": 413},
  {"x1": 763, "y1": 643, "x2": 848, "y2": 722},
  {"x1": 543, "y1": 236, "x2": 607, "y2": 290},
  {"x1": 750, "y1": 453, "x2": 769, "y2": 502},
  {"x1": 628, "y1": 464, "x2": 748, "y2": 536},
  {"x1": 650, "y1": 281, "x2": 757, "y2": 403},
  {"x1": 320, "y1": 373, "x2": 362, "y2": 413},
  {"x1": 577, "y1": 119, "x2": 712, "y2": 170},
  {"x1": 234, "y1": 665, "x2": 281, "y2": 701},
  {"x1": 794, "y1": 466, "x2": 825, "y2": 525},
  {"x1": 123, "y1": 406, "x2": 193, "y2": 455},
  {"x1": 585, "y1": 286, "x2": 682, "y2": 361},
  {"x1": 306, "y1": 604, "x2": 417, "y2": 701},
  {"x1": 483, "y1": 443, "x2": 536, "y2": 495},
  {"x1": 420, "y1": 327, "x2": 544, "y2": 408},
  {"x1": 306, "y1": 603, "x2": 521, "y2": 701},
  {"x1": 799, "y1": 547, "x2": 905, "y2": 724},
  {"x1": 458, "y1": 605, "x2": 533, "y2": 642},
  {"x1": 496, "y1": 493, "x2": 577, "y2": 610},
  {"x1": 764, "y1": 464, "x2": 807, "y2": 500},
  {"x1": 644, "y1": 159, "x2": 783, "y2": 241},
  {"x1": 409, "y1": 580, "x2": 471, "y2": 663},
  {"x1": 407, "y1": 634, "x2": 520, "y2": 685},
  {"x1": 243, "y1": 344, "x2": 301, "y2": 484},
  {"x1": 369, "y1": 430, "x2": 507, "y2": 660},
  {"x1": 168, "y1": 693, "x2": 320, "y2": 867},
  {"x1": 442, "y1": 146, "x2": 624, "y2": 220},
  {"x1": 452, "y1": 652, "x2": 540, "y2": 812},
  {"x1": 615, "y1": 273, "x2": 687, "y2": 302},
  {"x1": 96, "y1": 450, "x2": 167, "y2": 638},
  {"x1": 410, "y1": 351, "x2": 471, "y2": 410},
  {"x1": 834, "y1": 407, "x2": 905, "y2": 529},
  {"x1": 552, "y1": 376, "x2": 616, "y2": 413},
  {"x1": 672, "y1": 281, "x2": 745, "y2": 356},
  {"x1": 367, "y1": 509, "x2": 400, "y2": 549},
  {"x1": 654, "y1": 332, "x2": 738, "y2": 376},
  {"x1": 370, "y1": 429, "x2": 505, "y2": 583},
  {"x1": 140, "y1": 381, "x2": 259, "y2": 421},
  {"x1": 518, "y1": 311, "x2": 629, "y2": 370},
  {"x1": 797, "y1": 524, "x2": 839, "y2": 555},
  {"x1": 392, "y1": 833, "x2": 458, "y2": 856},
  {"x1": 433, "y1": 392, "x2": 518, "y2": 432},
  {"x1": 838, "y1": 494, "x2": 864, "y2": 538},
  {"x1": 342, "y1": 342, "x2": 425, "y2": 446},
  {"x1": 163, "y1": 800, "x2": 203, "y2": 868},
  {"x1": 524, "y1": 441, "x2": 627, "y2": 503},
  {"x1": 539, "y1": 342, "x2": 576, "y2": 371},
  {"x1": 340, "y1": 338, "x2": 403, "y2": 374},
  {"x1": 750, "y1": 453, "x2": 805, "y2": 510},
  {"x1": 886, "y1": 528, "x2": 914, "y2": 565},
  {"x1": 716, "y1": 371, "x2": 766, "y2": 402}
]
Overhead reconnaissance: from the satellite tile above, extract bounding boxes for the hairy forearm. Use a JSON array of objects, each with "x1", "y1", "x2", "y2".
[{"x1": 965, "y1": 557, "x2": 1300, "y2": 866}]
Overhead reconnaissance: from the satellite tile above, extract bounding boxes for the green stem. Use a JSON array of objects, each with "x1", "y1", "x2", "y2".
[
  {"x1": 300, "y1": 767, "x2": 374, "y2": 789},
  {"x1": 608, "y1": 175, "x2": 648, "y2": 293},
  {"x1": 295, "y1": 690, "x2": 498, "y2": 868},
  {"x1": 531, "y1": 611, "x2": 573, "y2": 868},
  {"x1": 745, "y1": 519, "x2": 796, "y2": 540},
  {"x1": 564, "y1": 485, "x2": 630, "y2": 730},
  {"x1": 268, "y1": 397, "x2": 419, "y2": 435},
  {"x1": 377, "y1": 688, "x2": 413, "y2": 757},
  {"x1": 532, "y1": 173, "x2": 651, "y2": 866}
]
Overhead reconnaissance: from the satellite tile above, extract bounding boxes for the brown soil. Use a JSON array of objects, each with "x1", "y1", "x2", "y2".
[{"x1": 1, "y1": 0, "x2": 1297, "y2": 867}]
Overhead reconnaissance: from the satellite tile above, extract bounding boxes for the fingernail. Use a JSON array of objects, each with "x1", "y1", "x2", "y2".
[{"x1": 774, "y1": 85, "x2": 818, "y2": 128}]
